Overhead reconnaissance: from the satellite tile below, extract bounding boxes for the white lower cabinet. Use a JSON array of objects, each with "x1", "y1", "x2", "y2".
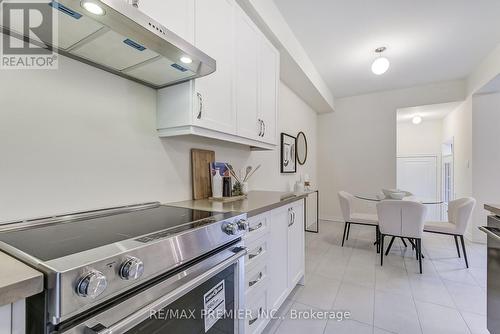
[
  {"x1": 0, "y1": 300, "x2": 25, "y2": 334},
  {"x1": 242, "y1": 200, "x2": 305, "y2": 334}
]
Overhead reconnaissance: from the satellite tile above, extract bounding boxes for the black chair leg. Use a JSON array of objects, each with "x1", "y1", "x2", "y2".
[
  {"x1": 380, "y1": 234, "x2": 385, "y2": 266},
  {"x1": 417, "y1": 239, "x2": 423, "y2": 274},
  {"x1": 401, "y1": 238, "x2": 408, "y2": 247},
  {"x1": 385, "y1": 236, "x2": 396, "y2": 256},
  {"x1": 346, "y1": 223, "x2": 351, "y2": 240},
  {"x1": 376, "y1": 226, "x2": 380, "y2": 253},
  {"x1": 454, "y1": 235, "x2": 461, "y2": 258},
  {"x1": 460, "y1": 235, "x2": 469, "y2": 268},
  {"x1": 341, "y1": 222, "x2": 348, "y2": 247}
]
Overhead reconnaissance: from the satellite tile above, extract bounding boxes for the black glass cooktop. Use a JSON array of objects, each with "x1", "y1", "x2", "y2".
[{"x1": 0, "y1": 206, "x2": 232, "y2": 261}]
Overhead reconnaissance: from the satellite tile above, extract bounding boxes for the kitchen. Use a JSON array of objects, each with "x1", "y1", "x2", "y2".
[{"x1": 2, "y1": 1, "x2": 500, "y2": 334}]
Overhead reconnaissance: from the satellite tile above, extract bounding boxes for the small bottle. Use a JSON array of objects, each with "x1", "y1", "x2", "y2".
[
  {"x1": 223, "y1": 177, "x2": 232, "y2": 197},
  {"x1": 212, "y1": 169, "x2": 223, "y2": 198}
]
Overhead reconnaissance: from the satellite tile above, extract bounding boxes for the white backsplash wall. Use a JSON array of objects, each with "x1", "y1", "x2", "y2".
[{"x1": 0, "y1": 56, "x2": 317, "y2": 222}]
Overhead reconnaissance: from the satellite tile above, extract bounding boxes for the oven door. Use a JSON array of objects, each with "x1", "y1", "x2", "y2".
[{"x1": 57, "y1": 243, "x2": 246, "y2": 334}]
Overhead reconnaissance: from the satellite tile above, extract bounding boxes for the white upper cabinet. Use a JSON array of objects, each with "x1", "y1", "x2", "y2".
[
  {"x1": 156, "y1": 0, "x2": 279, "y2": 149},
  {"x1": 259, "y1": 37, "x2": 279, "y2": 145},
  {"x1": 192, "y1": 0, "x2": 236, "y2": 134},
  {"x1": 136, "y1": 0, "x2": 195, "y2": 43},
  {"x1": 235, "y1": 7, "x2": 261, "y2": 141}
]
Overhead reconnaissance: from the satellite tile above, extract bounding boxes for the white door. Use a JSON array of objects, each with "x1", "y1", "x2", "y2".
[
  {"x1": 258, "y1": 37, "x2": 279, "y2": 145},
  {"x1": 287, "y1": 202, "x2": 304, "y2": 288},
  {"x1": 235, "y1": 7, "x2": 260, "y2": 140},
  {"x1": 442, "y1": 155, "x2": 454, "y2": 220},
  {"x1": 193, "y1": 0, "x2": 236, "y2": 134},
  {"x1": 267, "y1": 207, "x2": 289, "y2": 310},
  {"x1": 397, "y1": 156, "x2": 440, "y2": 220}
]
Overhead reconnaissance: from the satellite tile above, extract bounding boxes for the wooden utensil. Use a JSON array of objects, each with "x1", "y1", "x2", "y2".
[{"x1": 191, "y1": 149, "x2": 215, "y2": 200}]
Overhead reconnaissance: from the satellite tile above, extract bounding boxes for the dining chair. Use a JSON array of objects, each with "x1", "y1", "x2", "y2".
[
  {"x1": 338, "y1": 191, "x2": 379, "y2": 251},
  {"x1": 377, "y1": 200, "x2": 427, "y2": 273},
  {"x1": 424, "y1": 197, "x2": 476, "y2": 268}
]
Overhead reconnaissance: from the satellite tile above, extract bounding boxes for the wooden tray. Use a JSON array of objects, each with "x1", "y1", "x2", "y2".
[{"x1": 208, "y1": 195, "x2": 247, "y2": 203}]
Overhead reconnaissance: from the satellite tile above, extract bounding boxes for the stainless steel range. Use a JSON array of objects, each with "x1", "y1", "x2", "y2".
[{"x1": 0, "y1": 202, "x2": 248, "y2": 334}]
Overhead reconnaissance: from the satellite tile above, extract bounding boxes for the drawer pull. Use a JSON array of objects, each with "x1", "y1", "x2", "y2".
[
  {"x1": 249, "y1": 222, "x2": 263, "y2": 232},
  {"x1": 249, "y1": 247, "x2": 263, "y2": 260},
  {"x1": 249, "y1": 272, "x2": 263, "y2": 287},
  {"x1": 249, "y1": 307, "x2": 263, "y2": 325}
]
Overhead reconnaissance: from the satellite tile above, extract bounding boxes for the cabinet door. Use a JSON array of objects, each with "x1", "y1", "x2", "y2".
[
  {"x1": 259, "y1": 37, "x2": 279, "y2": 145},
  {"x1": 137, "y1": 0, "x2": 194, "y2": 43},
  {"x1": 267, "y1": 208, "x2": 289, "y2": 310},
  {"x1": 193, "y1": 0, "x2": 236, "y2": 134},
  {"x1": 288, "y1": 202, "x2": 305, "y2": 288},
  {"x1": 235, "y1": 8, "x2": 260, "y2": 141}
]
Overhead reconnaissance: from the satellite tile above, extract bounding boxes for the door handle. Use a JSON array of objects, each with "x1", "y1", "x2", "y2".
[
  {"x1": 249, "y1": 272, "x2": 263, "y2": 287},
  {"x1": 249, "y1": 222, "x2": 263, "y2": 232},
  {"x1": 196, "y1": 92, "x2": 203, "y2": 119},
  {"x1": 248, "y1": 246, "x2": 263, "y2": 260},
  {"x1": 249, "y1": 307, "x2": 263, "y2": 325}
]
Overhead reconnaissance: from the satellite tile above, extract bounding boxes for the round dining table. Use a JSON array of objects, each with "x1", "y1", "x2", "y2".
[{"x1": 355, "y1": 194, "x2": 443, "y2": 205}]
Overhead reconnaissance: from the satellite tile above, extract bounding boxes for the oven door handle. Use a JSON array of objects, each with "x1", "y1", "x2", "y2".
[{"x1": 84, "y1": 247, "x2": 247, "y2": 334}]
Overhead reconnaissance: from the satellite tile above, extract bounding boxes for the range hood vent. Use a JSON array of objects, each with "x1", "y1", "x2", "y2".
[{"x1": 1, "y1": 0, "x2": 216, "y2": 88}]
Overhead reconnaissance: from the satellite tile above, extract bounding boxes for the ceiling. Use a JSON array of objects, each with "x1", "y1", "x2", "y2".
[
  {"x1": 273, "y1": 0, "x2": 500, "y2": 98},
  {"x1": 397, "y1": 101, "x2": 462, "y2": 123}
]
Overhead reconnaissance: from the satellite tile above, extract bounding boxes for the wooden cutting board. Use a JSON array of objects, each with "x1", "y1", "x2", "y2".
[{"x1": 191, "y1": 149, "x2": 215, "y2": 200}]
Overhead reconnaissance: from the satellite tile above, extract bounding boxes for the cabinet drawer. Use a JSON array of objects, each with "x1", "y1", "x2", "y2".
[
  {"x1": 245, "y1": 234, "x2": 268, "y2": 270},
  {"x1": 244, "y1": 213, "x2": 269, "y2": 242},
  {"x1": 245, "y1": 288, "x2": 269, "y2": 334},
  {"x1": 245, "y1": 262, "x2": 268, "y2": 296}
]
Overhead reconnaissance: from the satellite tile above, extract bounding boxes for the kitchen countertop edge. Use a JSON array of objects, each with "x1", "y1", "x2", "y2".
[
  {"x1": 167, "y1": 190, "x2": 309, "y2": 218},
  {"x1": 485, "y1": 204, "x2": 500, "y2": 217},
  {"x1": 0, "y1": 251, "x2": 43, "y2": 307}
]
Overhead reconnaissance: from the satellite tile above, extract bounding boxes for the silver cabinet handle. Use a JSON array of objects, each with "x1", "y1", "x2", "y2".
[
  {"x1": 288, "y1": 208, "x2": 295, "y2": 227},
  {"x1": 249, "y1": 272, "x2": 263, "y2": 287},
  {"x1": 249, "y1": 246, "x2": 263, "y2": 260},
  {"x1": 262, "y1": 120, "x2": 266, "y2": 137},
  {"x1": 196, "y1": 92, "x2": 203, "y2": 119},
  {"x1": 249, "y1": 222, "x2": 263, "y2": 232},
  {"x1": 249, "y1": 307, "x2": 263, "y2": 325},
  {"x1": 257, "y1": 119, "x2": 263, "y2": 137},
  {"x1": 288, "y1": 208, "x2": 293, "y2": 227}
]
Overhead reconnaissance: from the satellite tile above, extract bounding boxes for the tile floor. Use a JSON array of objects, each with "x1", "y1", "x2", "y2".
[{"x1": 263, "y1": 220, "x2": 488, "y2": 334}]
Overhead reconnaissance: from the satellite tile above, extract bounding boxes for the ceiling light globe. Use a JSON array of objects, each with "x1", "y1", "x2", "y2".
[
  {"x1": 412, "y1": 116, "x2": 423, "y2": 125},
  {"x1": 371, "y1": 57, "x2": 390, "y2": 75}
]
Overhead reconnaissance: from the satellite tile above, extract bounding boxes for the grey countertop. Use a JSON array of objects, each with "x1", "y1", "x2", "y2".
[
  {"x1": 485, "y1": 204, "x2": 500, "y2": 217},
  {"x1": 168, "y1": 190, "x2": 308, "y2": 217},
  {"x1": 0, "y1": 251, "x2": 43, "y2": 306}
]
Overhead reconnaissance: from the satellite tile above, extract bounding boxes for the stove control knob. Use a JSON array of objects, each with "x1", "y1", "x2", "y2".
[
  {"x1": 76, "y1": 270, "x2": 107, "y2": 298},
  {"x1": 236, "y1": 219, "x2": 249, "y2": 231},
  {"x1": 222, "y1": 221, "x2": 238, "y2": 235},
  {"x1": 119, "y1": 257, "x2": 144, "y2": 280}
]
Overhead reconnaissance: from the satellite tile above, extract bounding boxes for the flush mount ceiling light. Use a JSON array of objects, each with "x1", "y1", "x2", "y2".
[
  {"x1": 371, "y1": 47, "x2": 390, "y2": 75},
  {"x1": 81, "y1": 0, "x2": 105, "y2": 15},
  {"x1": 180, "y1": 56, "x2": 193, "y2": 64},
  {"x1": 412, "y1": 115, "x2": 423, "y2": 125}
]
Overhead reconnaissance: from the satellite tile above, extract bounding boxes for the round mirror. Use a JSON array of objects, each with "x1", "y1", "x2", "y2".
[{"x1": 296, "y1": 131, "x2": 308, "y2": 165}]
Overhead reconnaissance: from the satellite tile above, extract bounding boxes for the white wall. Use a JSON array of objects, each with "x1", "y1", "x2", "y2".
[
  {"x1": 397, "y1": 119, "x2": 443, "y2": 157},
  {"x1": 471, "y1": 92, "x2": 500, "y2": 242},
  {"x1": 317, "y1": 80, "x2": 466, "y2": 221},
  {"x1": 0, "y1": 56, "x2": 317, "y2": 222}
]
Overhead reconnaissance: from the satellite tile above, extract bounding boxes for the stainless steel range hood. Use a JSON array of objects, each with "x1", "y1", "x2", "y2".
[{"x1": 0, "y1": 0, "x2": 216, "y2": 88}]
